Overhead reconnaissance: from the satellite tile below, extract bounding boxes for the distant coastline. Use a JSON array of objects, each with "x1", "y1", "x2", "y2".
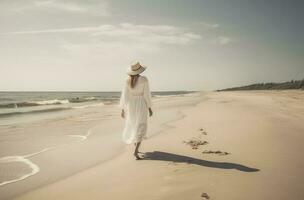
[{"x1": 217, "y1": 79, "x2": 304, "y2": 91}]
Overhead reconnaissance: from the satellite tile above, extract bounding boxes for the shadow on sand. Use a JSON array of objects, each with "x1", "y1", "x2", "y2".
[{"x1": 142, "y1": 151, "x2": 260, "y2": 172}]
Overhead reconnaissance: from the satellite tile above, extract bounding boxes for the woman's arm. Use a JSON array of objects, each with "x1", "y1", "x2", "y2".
[
  {"x1": 119, "y1": 79, "x2": 129, "y2": 118},
  {"x1": 149, "y1": 107, "x2": 153, "y2": 117},
  {"x1": 144, "y1": 79, "x2": 152, "y2": 107},
  {"x1": 144, "y1": 78, "x2": 153, "y2": 117},
  {"x1": 121, "y1": 109, "x2": 125, "y2": 118}
]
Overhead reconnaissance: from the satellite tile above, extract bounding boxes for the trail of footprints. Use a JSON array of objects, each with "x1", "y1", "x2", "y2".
[
  {"x1": 182, "y1": 127, "x2": 231, "y2": 199},
  {"x1": 183, "y1": 128, "x2": 230, "y2": 156},
  {"x1": 183, "y1": 139, "x2": 208, "y2": 149}
]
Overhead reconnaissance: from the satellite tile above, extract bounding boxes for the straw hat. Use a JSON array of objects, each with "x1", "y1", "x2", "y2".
[{"x1": 127, "y1": 61, "x2": 147, "y2": 75}]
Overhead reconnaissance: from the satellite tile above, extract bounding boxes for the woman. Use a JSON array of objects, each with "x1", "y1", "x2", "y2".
[{"x1": 120, "y1": 61, "x2": 153, "y2": 160}]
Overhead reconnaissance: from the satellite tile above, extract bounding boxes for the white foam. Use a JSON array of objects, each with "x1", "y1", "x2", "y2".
[
  {"x1": 24, "y1": 147, "x2": 53, "y2": 158},
  {"x1": 0, "y1": 128, "x2": 92, "y2": 187},
  {"x1": 0, "y1": 156, "x2": 39, "y2": 186},
  {"x1": 84, "y1": 97, "x2": 96, "y2": 100},
  {"x1": 68, "y1": 134, "x2": 87, "y2": 141},
  {"x1": 72, "y1": 102, "x2": 104, "y2": 109},
  {"x1": 34, "y1": 99, "x2": 70, "y2": 105},
  {"x1": 68, "y1": 129, "x2": 91, "y2": 142},
  {"x1": 0, "y1": 147, "x2": 53, "y2": 187}
]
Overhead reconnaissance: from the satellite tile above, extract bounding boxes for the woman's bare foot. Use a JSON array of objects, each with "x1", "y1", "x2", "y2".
[{"x1": 133, "y1": 152, "x2": 142, "y2": 160}]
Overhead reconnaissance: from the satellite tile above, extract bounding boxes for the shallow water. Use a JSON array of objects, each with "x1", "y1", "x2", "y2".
[{"x1": 0, "y1": 91, "x2": 200, "y2": 199}]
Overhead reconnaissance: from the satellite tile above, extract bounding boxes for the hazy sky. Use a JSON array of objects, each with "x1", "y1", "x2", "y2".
[{"x1": 0, "y1": 0, "x2": 303, "y2": 91}]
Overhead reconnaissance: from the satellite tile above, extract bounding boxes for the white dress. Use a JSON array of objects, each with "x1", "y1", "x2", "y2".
[{"x1": 119, "y1": 76, "x2": 152, "y2": 144}]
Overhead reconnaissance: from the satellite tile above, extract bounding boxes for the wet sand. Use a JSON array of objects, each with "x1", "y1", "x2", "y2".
[{"x1": 3, "y1": 90, "x2": 304, "y2": 200}]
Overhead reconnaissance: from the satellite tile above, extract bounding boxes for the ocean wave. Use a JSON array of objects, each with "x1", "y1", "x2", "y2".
[
  {"x1": 0, "y1": 97, "x2": 101, "y2": 109},
  {"x1": 0, "y1": 107, "x2": 72, "y2": 118},
  {"x1": 84, "y1": 97, "x2": 96, "y2": 100},
  {"x1": 34, "y1": 99, "x2": 70, "y2": 105},
  {"x1": 0, "y1": 102, "x2": 39, "y2": 108},
  {"x1": 0, "y1": 99, "x2": 69, "y2": 109},
  {"x1": 69, "y1": 97, "x2": 97, "y2": 103}
]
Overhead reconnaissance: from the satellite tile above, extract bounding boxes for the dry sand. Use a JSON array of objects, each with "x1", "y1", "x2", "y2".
[{"x1": 11, "y1": 90, "x2": 304, "y2": 200}]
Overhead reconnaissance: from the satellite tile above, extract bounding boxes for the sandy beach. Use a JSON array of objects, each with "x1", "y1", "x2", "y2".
[{"x1": 2, "y1": 90, "x2": 304, "y2": 200}]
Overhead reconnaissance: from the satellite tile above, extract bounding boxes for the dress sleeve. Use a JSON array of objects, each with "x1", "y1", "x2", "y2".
[
  {"x1": 119, "y1": 80, "x2": 129, "y2": 109},
  {"x1": 144, "y1": 78, "x2": 152, "y2": 108}
]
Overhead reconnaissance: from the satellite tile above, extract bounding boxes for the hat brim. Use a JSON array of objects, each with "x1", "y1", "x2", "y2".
[{"x1": 127, "y1": 66, "x2": 146, "y2": 75}]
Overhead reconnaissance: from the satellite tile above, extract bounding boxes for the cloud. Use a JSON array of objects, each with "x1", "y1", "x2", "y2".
[
  {"x1": 3, "y1": 26, "x2": 105, "y2": 34},
  {"x1": 9, "y1": 0, "x2": 110, "y2": 16},
  {"x1": 33, "y1": 0, "x2": 88, "y2": 12},
  {"x1": 197, "y1": 22, "x2": 220, "y2": 29},
  {"x1": 191, "y1": 21, "x2": 234, "y2": 46},
  {"x1": 1, "y1": 21, "x2": 234, "y2": 48},
  {"x1": 92, "y1": 23, "x2": 202, "y2": 45},
  {"x1": 3, "y1": 23, "x2": 202, "y2": 45},
  {"x1": 56, "y1": 23, "x2": 202, "y2": 67},
  {"x1": 214, "y1": 36, "x2": 232, "y2": 45}
]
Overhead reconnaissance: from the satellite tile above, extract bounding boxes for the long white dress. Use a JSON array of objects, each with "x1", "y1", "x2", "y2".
[{"x1": 119, "y1": 76, "x2": 152, "y2": 144}]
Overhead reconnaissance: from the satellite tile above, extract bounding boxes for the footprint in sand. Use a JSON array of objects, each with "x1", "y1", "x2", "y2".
[
  {"x1": 199, "y1": 128, "x2": 207, "y2": 135},
  {"x1": 183, "y1": 139, "x2": 208, "y2": 149},
  {"x1": 201, "y1": 192, "x2": 210, "y2": 199},
  {"x1": 202, "y1": 150, "x2": 230, "y2": 156},
  {"x1": 168, "y1": 161, "x2": 178, "y2": 166}
]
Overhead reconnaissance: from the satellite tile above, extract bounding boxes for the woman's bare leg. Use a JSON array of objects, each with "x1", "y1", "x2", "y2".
[
  {"x1": 134, "y1": 142, "x2": 142, "y2": 159},
  {"x1": 135, "y1": 142, "x2": 141, "y2": 153}
]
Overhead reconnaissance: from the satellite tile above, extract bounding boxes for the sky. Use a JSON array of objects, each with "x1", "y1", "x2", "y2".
[{"x1": 0, "y1": 0, "x2": 303, "y2": 91}]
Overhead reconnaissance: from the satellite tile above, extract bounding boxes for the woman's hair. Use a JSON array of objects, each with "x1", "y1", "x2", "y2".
[{"x1": 128, "y1": 74, "x2": 139, "y2": 88}]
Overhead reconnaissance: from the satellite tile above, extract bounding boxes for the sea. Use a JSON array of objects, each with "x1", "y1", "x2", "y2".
[
  {"x1": 0, "y1": 90, "x2": 195, "y2": 197},
  {"x1": 0, "y1": 91, "x2": 192, "y2": 126}
]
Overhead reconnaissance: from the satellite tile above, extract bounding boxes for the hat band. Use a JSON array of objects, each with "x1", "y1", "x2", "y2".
[{"x1": 132, "y1": 65, "x2": 141, "y2": 71}]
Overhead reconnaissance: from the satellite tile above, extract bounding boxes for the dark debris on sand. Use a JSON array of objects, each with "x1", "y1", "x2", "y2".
[
  {"x1": 183, "y1": 139, "x2": 208, "y2": 149},
  {"x1": 199, "y1": 128, "x2": 208, "y2": 135},
  {"x1": 201, "y1": 192, "x2": 210, "y2": 199},
  {"x1": 202, "y1": 150, "x2": 230, "y2": 156}
]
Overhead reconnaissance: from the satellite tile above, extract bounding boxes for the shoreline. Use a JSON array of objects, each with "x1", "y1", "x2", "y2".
[
  {"x1": 0, "y1": 92, "x2": 204, "y2": 200},
  {"x1": 2, "y1": 90, "x2": 304, "y2": 200}
]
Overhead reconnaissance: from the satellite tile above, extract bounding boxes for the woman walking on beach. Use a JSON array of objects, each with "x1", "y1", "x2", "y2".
[{"x1": 120, "y1": 61, "x2": 153, "y2": 160}]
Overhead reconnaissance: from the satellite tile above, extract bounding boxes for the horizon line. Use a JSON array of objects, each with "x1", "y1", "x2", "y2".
[{"x1": 0, "y1": 90, "x2": 199, "y2": 92}]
